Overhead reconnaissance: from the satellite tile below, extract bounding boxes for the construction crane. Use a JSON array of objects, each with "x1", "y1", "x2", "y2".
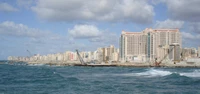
[
  {"x1": 76, "y1": 49, "x2": 87, "y2": 65},
  {"x1": 155, "y1": 46, "x2": 174, "y2": 67},
  {"x1": 27, "y1": 50, "x2": 32, "y2": 57}
]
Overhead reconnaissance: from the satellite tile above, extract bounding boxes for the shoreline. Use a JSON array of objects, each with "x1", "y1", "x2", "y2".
[{"x1": 5, "y1": 60, "x2": 200, "y2": 68}]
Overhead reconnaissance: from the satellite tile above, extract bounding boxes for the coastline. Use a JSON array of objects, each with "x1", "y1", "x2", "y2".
[{"x1": 6, "y1": 60, "x2": 200, "y2": 68}]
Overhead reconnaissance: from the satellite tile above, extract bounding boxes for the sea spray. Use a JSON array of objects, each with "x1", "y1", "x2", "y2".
[
  {"x1": 114, "y1": 68, "x2": 172, "y2": 77},
  {"x1": 180, "y1": 69, "x2": 200, "y2": 78},
  {"x1": 135, "y1": 68, "x2": 172, "y2": 77}
]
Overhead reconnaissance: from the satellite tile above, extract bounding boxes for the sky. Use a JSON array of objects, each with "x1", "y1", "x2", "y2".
[{"x1": 0, "y1": 0, "x2": 200, "y2": 60}]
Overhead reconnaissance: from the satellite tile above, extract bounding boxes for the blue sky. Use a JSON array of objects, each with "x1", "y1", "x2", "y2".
[{"x1": 0, "y1": 0, "x2": 200, "y2": 60}]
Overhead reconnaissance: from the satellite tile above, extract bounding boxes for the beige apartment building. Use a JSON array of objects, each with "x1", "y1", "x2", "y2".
[
  {"x1": 102, "y1": 45, "x2": 119, "y2": 62},
  {"x1": 182, "y1": 47, "x2": 198, "y2": 60},
  {"x1": 120, "y1": 28, "x2": 181, "y2": 63}
]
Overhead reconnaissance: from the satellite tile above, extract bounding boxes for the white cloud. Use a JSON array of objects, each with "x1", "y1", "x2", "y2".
[
  {"x1": 89, "y1": 31, "x2": 118, "y2": 46},
  {"x1": 0, "y1": 21, "x2": 78, "y2": 59},
  {"x1": 31, "y1": 0, "x2": 154, "y2": 23},
  {"x1": 68, "y1": 25, "x2": 101, "y2": 38},
  {"x1": 188, "y1": 22, "x2": 200, "y2": 33},
  {"x1": 182, "y1": 32, "x2": 195, "y2": 40},
  {"x1": 0, "y1": 21, "x2": 51, "y2": 38},
  {"x1": 154, "y1": 19, "x2": 184, "y2": 29},
  {"x1": 0, "y1": 3, "x2": 18, "y2": 12},
  {"x1": 68, "y1": 24, "x2": 118, "y2": 46},
  {"x1": 17, "y1": 0, "x2": 34, "y2": 8},
  {"x1": 0, "y1": 22, "x2": 97, "y2": 59},
  {"x1": 181, "y1": 31, "x2": 200, "y2": 47},
  {"x1": 162, "y1": 0, "x2": 200, "y2": 22}
]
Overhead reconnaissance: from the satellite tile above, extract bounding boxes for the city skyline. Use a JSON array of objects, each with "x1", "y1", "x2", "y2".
[
  {"x1": 8, "y1": 29, "x2": 200, "y2": 64},
  {"x1": 8, "y1": 45, "x2": 120, "y2": 64},
  {"x1": 1, "y1": 0, "x2": 200, "y2": 60}
]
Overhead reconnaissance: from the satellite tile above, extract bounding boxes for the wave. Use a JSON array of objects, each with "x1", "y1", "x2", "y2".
[
  {"x1": 180, "y1": 70, "x2": 200, "y2": 78},
  {"x1": 27, "y1": 63, "x2": 45, "y2": 66},
  {"x1": 115, "y1": 69, "x2": 200, "y2": 78},
  {"x1": 135, "y1": 68, "x2": 172, "y2": 77},
  {"x1": 115, "y1": 68, "x2": 172, "y2": 77}
]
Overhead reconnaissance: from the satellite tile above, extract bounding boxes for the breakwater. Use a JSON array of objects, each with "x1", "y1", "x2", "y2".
[{"x1": 6, "y1": 60, "x2": 200, "y2": 67}]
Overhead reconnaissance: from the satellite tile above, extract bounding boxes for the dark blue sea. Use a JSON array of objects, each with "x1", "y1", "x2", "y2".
[{"x1": 1, "y1": 63, "x2": 200, "y2": 94}]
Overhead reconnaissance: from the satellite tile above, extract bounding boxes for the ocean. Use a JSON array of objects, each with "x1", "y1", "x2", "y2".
[{"x1": 0, "y1": 63, "x2": 200, "y2": 94}]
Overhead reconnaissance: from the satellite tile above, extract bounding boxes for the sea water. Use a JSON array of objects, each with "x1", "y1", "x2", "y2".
[{"x1": 0, "y1": 63, "x2": 200, "y2": 94}]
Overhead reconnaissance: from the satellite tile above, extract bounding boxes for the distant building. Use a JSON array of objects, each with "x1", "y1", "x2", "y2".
[
  {"x1": 96, "y1": 48, "x2": 103, "y2": 62},
  {"x1": 101, "y1": 45, "x2": 119, "y2": 62},
  {"x1": 169, "y1": 43, "x2": 181, "y2": 61},
  {"x1": 181, "y1": 48, "x2": 198, "y2": 60},
  {"x1": 198, "y1": 47, "x2": 200, "y2": 57}
]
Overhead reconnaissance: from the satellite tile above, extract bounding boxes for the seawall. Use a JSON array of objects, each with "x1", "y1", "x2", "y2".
[{"x1": 7, "y1": 60, "x2": 200, "y2": 68}]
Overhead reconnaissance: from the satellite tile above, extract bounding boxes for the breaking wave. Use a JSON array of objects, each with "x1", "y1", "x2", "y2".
[
  {"x1": 116, "y1": 68, "x2": 172, "y2": 77},
  {"x1": 180, "y1": 69, "x2": 200, "y2": 78},
  {"x1": 135, "y1": 68, "x2": 172, "y2": 77},
  {"x1": 116, "y1": 68, "x2": 200, "y2": 78}
]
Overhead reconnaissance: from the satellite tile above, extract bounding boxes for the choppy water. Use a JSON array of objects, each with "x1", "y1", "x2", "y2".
[{"x1": 1, "y1": 63, "x2": 200, "y2": 94}]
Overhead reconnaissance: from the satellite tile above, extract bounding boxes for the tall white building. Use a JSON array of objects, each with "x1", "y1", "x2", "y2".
[{"x1": 120, "y1": 31, "x2": 147, "y2": 62}]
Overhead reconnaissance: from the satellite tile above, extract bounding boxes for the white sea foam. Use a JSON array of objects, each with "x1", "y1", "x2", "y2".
[
  {"x1": 115, "y1": 68, "x2": 172, "y2": 77},
  {"x1": 28, "y1": 63, "x2": 45, "y2": 66},
  {"x1": 180, "y1": 70, "x2": 200, "y2": 78},
  {"x1": 135, "y1": 69, "x2": 172, "y2": 77},
  {"x1": 116, "y1": 69, "x2": 200, "y2": 78}
]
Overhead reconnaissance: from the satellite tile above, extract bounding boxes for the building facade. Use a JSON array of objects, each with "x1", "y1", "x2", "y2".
[
  {"x1": 101, "y1": 45, "x2": 119, "y2": 62},
  {"x1": 182, "y1": 48, "x2": 198, "y2": 60},
  {"x1": 120, "y1": 31, "x2": 147, "y2": 62}
]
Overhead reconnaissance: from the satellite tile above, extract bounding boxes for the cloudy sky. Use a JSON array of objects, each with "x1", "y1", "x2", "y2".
[{"x1": 0, "y1": 0, "x2": 200, "y2": 59}]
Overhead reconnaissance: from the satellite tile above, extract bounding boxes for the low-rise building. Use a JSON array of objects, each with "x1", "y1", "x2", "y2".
[{"x1": 182, "y1": 48, "x2": 198, "y2": 60}]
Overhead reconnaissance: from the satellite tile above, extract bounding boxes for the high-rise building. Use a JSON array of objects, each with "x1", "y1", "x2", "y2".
[
  {"x1": 120, "y1": 31, "x2": 147, "y2": 62},
  {"x1": 120, "y1": 28, "x2": 181, "y2": 62}
]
